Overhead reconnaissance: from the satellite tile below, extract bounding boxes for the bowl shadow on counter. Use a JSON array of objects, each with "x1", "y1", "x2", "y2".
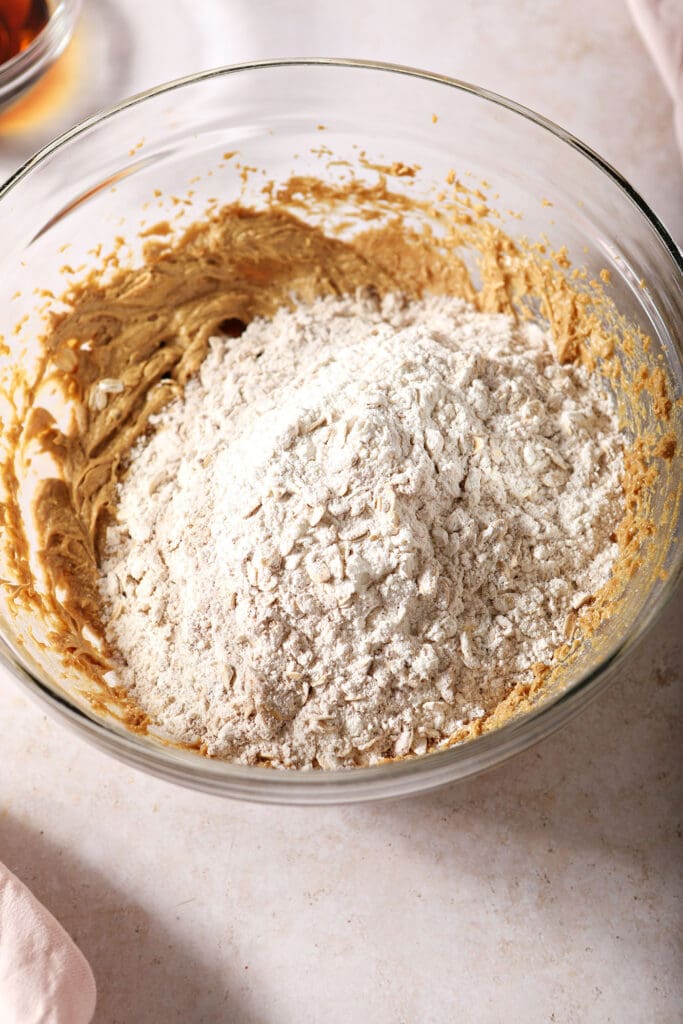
[{"x1": 0, "y1": 817, "x2": 252, "y2": 1024}]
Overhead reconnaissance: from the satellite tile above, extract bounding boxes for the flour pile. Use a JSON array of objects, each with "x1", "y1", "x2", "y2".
[{"x1": 98, "y1": 292, "x2": 624, "y2": 767}]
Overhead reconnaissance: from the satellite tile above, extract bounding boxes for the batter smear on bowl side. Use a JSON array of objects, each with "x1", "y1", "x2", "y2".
[
  {"x1": 98, "y1": 291, "x2": 624, "y2": 768},
  {"x1": 5, "y1": 164, "x2": 674, "y2": 772}
]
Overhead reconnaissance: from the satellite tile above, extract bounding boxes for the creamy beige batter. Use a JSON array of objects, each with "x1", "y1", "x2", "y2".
[{"x1": 0, "y1": 165, "x2": 677, "y2": 754}]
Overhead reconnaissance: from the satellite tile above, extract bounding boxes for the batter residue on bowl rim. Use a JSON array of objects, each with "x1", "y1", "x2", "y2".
[{"x1": 0, "y1": 157, "x2": 677, "y2": 766}]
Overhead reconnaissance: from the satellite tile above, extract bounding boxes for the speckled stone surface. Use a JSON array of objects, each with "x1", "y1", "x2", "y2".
[{"x1": 0, "y1": 2, "x2": 681, "y2": 1021}]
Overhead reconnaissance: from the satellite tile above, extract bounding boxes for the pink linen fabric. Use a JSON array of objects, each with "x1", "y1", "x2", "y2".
[
  {"x1": 0, "y1": 862, "x2": 96, "y2": 1024},
  {"x1": 627, "y1": 0, "x2": 683, "y2": 158}
]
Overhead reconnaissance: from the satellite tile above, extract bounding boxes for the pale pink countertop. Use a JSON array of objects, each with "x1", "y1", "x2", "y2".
[{"x1": 0, "y1": 2, "x2": 681, "y2": 1021}]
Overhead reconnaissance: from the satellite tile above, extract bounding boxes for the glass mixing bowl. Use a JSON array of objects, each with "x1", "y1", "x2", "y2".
[{"x1": 0, "y1": 60, "x2": 681, "y2": 804}]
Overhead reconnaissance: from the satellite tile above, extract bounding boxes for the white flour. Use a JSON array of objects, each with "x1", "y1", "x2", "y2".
[{"x1": 98, "y1": 291, "x2": 624, "y2": 768}]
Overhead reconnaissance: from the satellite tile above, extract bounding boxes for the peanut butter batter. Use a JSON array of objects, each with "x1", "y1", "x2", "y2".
[{"x1": 0, "y1": 163, "x2": 678, "y2": 756}]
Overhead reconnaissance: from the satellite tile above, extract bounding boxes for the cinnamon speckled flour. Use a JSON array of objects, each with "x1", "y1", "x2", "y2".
[{"x1": 98, "y1": 292, "x2": 624, "y2": 768}]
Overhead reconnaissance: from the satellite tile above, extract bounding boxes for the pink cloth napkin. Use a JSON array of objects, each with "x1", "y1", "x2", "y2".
[
  {"x1": 627, "y1": 0, "x2": 683, "y2": 158},
  {"x1": 0, "y1": 862, "x2": 96, "y2": 1024}
]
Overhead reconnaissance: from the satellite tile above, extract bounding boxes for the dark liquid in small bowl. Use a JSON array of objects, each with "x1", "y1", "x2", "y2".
[{"x1": 0, "y1": 0, "x2": 49, "y2": 66}]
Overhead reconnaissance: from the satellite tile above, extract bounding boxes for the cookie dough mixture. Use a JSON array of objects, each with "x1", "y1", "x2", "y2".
[
  {"x1": 5, "y1": 171, "x2": 673, "y2": 770},
  {"x1": 98, "y1": 290, "x2": 624, "y2": 768}
]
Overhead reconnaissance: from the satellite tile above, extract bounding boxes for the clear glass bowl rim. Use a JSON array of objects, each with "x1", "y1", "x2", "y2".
[{"x1": 0, "y1": 58, "x2": 681, "y2": 804}]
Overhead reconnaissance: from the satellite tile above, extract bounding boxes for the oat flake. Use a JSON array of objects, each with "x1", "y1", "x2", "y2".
[{"x1": 98, "y1": 292, "x2": 624, "y2": 768}]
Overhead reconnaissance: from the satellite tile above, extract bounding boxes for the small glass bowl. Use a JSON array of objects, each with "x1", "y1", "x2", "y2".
[
  {"x1": 0, "y1": 60, "x2": 680, "y2": 804},
  {"x1": 0, "y1": 0, "x2": 81, "y2": 110}
]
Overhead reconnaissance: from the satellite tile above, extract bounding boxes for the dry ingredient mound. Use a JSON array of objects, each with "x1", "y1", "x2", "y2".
[{"x1": 98, "y1": 291, "x2": 624, "y2": 768}]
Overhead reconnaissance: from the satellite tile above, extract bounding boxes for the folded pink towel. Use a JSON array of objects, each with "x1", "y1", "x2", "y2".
[
  {"x1": 0, "y1": 862, "x2": 96, "y2": 1024},
  {"x1": 628, "y1": 0, "x2": 683, "y2": 157}
]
